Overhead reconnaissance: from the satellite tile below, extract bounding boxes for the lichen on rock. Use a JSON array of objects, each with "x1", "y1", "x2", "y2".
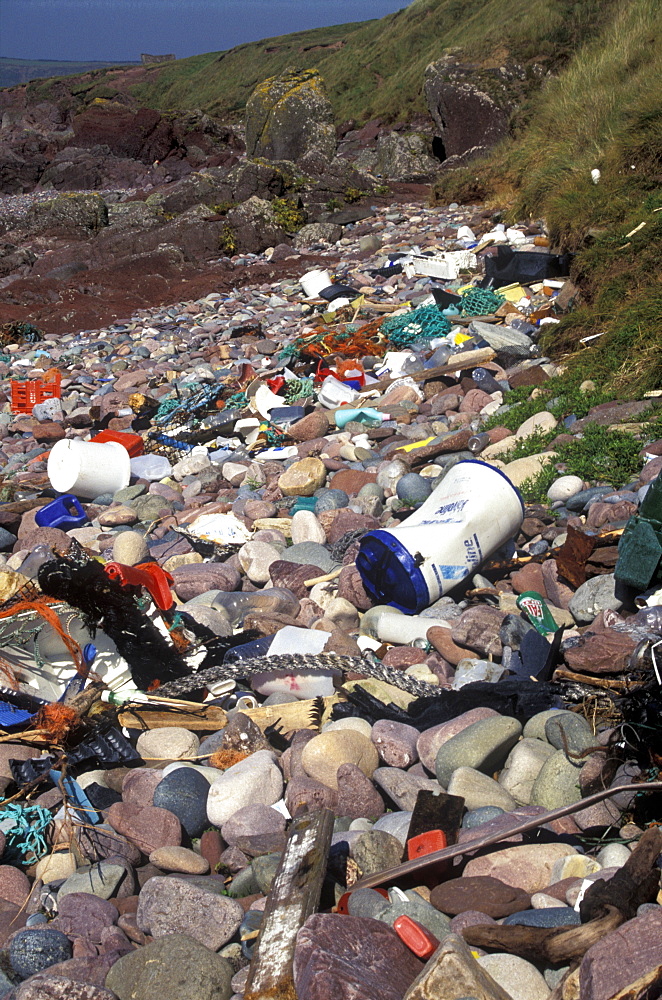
[{"x1": 245, "y1": 67, "x2": 336, "y2": 172}]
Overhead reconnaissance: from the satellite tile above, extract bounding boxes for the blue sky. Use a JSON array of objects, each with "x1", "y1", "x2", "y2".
[{"x1": 1, "y1": 0, "x2": 409, "y2": 62}]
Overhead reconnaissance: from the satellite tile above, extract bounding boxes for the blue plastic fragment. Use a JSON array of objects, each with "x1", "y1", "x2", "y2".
[
  {"x1": 0, "y1": 700, "x2": 33, "y2": 727},
  {"x1": 49, "y1": 769, "x2": 102, "y2": 825}
]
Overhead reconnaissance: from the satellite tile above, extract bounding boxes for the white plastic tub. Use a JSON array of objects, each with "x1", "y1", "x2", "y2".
[{"x1": 48, "y1": 438, "x2": 131, "y2": 498}]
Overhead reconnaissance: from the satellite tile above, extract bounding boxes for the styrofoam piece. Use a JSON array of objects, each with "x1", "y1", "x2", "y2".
[
  {"x1": 186, "y1": 512, "x2": 252, "y2": 545},
  {"x1": 47, "y1": 439, "x2": 131, "y2": 499},
  {"x1": 253, "y1": 384, "x2": 286, "y2": 418}
]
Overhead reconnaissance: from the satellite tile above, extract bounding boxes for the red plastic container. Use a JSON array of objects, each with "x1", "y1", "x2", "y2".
[
  {"x1": 393, "y1": 915, "x2": 439, "y2": 960},
  {"x1": 406, "y1": 829, "x2": 447, "y2": 861},
  {"x1": 91, "y1": 429, "x2": 144, "y2": 457},
  {"x1": 10, "y1": 369, "x2": 61, "y2": 415}
]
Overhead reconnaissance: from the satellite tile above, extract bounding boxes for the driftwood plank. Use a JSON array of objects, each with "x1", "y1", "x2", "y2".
[
  {"x1": 118, "y1": 704, "x2": 227, "y2": 731},
  {"x1": 357, "y1": 346, "x2": 496, "y2": 395},
  {"x1": 244, "y1": 808, "x2": 334, "y2": 1000},
  {"x1": 119, "y1": 694, "x2": 341, "y2": 735},
  {"x1": 462, "y1": 905, "x2": 623, "y2": 964}
]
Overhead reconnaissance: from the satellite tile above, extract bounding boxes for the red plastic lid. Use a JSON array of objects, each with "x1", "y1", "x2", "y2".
[
  {"x1": 393, "y1": 915, "x2": 439, "y2": 960},
  {"x1": 406, "y1": 830, "x2": 447, "y2": 861}
]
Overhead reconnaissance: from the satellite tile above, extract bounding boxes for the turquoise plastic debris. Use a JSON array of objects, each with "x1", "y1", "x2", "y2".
[
  {"x1": 290, "y1": 496, "x2": 318, "y2": 515},
  {"x1": 0, "y1": 802, "x2": 52, "y2": 864},
  {"x1": 334, "y1": 407, "x2": 384, "y2": 430}
]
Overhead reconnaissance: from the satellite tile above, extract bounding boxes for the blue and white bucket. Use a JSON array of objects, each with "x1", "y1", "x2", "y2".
[{"x1": 356, "y1": 460, "x2": 524, "y2": 613}]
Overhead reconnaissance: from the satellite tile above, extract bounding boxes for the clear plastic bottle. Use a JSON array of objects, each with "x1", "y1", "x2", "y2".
[
  {"x1": 211, "y1": 587, "x2": 300, "y2": 627},
  {"x1": 19, "y1": 544, "x2": 55, "y2": 580}
]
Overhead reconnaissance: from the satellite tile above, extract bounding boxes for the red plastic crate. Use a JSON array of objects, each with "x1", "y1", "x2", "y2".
[
  {"x1": 11, "y1": 369, "x2": 61, "y2": 414},
  {"x1": 91, "y1": 429, "x2": 144, "y2": 457}
]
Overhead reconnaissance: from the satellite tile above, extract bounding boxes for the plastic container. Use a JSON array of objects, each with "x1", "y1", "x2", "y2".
[
  {"x1": 300, "y1": 269, "x2": 332, "y2": 298},
  {"x1": 10, "y1": 369, "x2": 61, "y2": 415},
  {"x1": 211, "y1": 587, "x2": 300, "y2": 628},
  {"x1": 47, "y1": 438, "x2": 131, "y2": 499},
  {"x1": 130, "y1": 454, "x2": 172, "y2": 481},
  {"x1": 334, "y1": 407, "x2": 385, "y2": 430},
  {"x1": 467, "y1": 432, "x2": 491, "y2": 455},
  {"x1": 35, "y1": 494, "x2": 87, "y2": 531},
  {"x1": 318, "y1": 376, "x2": 359, "y2": 409},
  {"x1": 359, "y1": 607, "x2": 451, "y2": 644},
  {"x1": 91, "y1": 429, "x2": 144, "y2": 457},
  {"x1": 356, "y1": 460, "x2": 524, "y2": 613}
]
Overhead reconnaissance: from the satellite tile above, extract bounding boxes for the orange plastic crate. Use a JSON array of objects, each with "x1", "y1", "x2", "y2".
[{"x1": 11, "y1": 369, "x2": 61, "y2": 415}]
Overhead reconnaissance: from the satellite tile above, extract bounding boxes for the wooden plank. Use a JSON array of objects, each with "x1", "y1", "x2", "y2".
[
  {"x1": 119, "y1": 704, "x2": 227, "y2": 731},
  {"x1": 244, "y1": 808, "x2": 334, "y2": 1000},
  {"x1": 241, "y1": 694, "x2": 343, "y2": 734},
  {"x1": 357, "y1": 346, "x2": 496, "y2": 396}
]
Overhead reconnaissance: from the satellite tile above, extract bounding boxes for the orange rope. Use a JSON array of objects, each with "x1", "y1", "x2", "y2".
[
  {"x1": 32, "y1": 703, "x2": 80, "y2": 742},
  {"x1": 0, "y1": 598, "x2": 86, "y2": 676}
]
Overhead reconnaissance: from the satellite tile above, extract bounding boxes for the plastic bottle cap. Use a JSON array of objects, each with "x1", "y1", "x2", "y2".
[{"x1": 393, "y1": 915, "x2": 439, "y2": 959}]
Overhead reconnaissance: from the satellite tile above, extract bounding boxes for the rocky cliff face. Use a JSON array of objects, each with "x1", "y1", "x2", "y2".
[{"x1": 424, "y1": 55, "x2": 542, "y2": 166}]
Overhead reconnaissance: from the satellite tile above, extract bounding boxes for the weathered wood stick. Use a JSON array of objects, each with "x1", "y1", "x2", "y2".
[
  {"x1": 580, "y1": 825, "x2": 662, "y2": 922},
  {"x1": 352, "y1": 782, "x2": 662, "y2": 891},
  {"x1": 462, "y1": 904, "x2": 623, "y2": 964},
  {"x1": 244, "y1": 808, "x2": 334, "y2": 1000}
]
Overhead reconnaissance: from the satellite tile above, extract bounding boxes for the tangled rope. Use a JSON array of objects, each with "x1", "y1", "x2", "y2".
[
  {"x1": 155, "y1": 652, "x2": 441, "y2": 700},
  {"x1": 461, "y1": 287, "x2": 505, "y2": 315},
  {"x1": 284, "y1": 378, "x2": 314, "y2": 403}
]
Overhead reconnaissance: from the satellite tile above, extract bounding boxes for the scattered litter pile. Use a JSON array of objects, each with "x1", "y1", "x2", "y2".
[{"x1": 0, "y1": 201, "x2": 660, "y2": 1000}]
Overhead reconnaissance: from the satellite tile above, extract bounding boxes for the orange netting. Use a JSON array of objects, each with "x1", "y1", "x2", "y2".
[{"x1": 0, "y1": 598, "x2": 86, "y2": 676}]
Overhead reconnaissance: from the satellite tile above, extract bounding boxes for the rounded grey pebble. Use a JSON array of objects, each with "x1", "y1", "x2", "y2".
[
  {"x1": 396, "y1": 473, "x2": 432, "y2": 506},
  {"x1": 314, "y1": 489, "x2": 349, "y2": 513},
  {"x1": 462, "y1": 806, "x2": 505, "y2": 829}
]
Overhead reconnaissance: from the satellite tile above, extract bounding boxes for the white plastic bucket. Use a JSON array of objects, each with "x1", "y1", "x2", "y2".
[
  {"x1": 356, "y1": 460, "x2": 524, "y2": 613},
  {"x1": 48, "y1": 438, "x2": 131, "y2": 498},
  {"x1": 300, "y1": 269, "x2": 331, "y2": 298}
]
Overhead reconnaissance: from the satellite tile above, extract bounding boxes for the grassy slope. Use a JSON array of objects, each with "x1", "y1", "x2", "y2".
[
  {"x1": 45, "y1": 0, "x2": 616, "y2": 124},
  {"x1": 16, "y1": 1, "x2": 660, "y2": 399},
  {"x1": 432, "y1": 0, "x2": 662, "y2": 394}
]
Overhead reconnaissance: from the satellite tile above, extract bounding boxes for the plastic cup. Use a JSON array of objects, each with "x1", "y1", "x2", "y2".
[
  {"x1": 300, "y1": 269, "x2": 332, "y2": 298},
  {"x1": 47, "y1": 439, "x2": 131, "y2": 499}
]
